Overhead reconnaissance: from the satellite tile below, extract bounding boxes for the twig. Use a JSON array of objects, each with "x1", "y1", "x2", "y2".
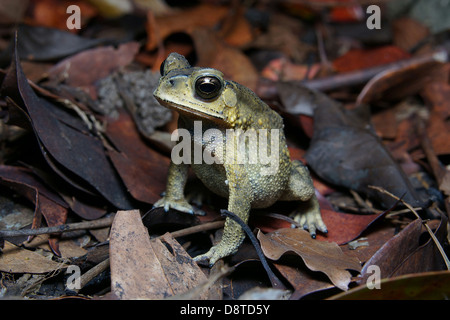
[
  {"x1": 369, "y1": 185, "x2": 450, "y2": 270},
  {"x1": 300, "y1": 48, "x2": 448, "y2": 92},
  {"x1": 161, "y1": 220, "x2": 225, "y2": 240},
  {"x1": 0, "y1": 217, "x2": 115, "y2": 239},
  {"x1": 261, "y1": 212, "x2": 301, "y2": 228},
  {"x1": 220, "y1": 209, "x2": 287, "y2": 289},
  {"x1": 72, "y1": 258, "x2": 111, "y2": 294}
]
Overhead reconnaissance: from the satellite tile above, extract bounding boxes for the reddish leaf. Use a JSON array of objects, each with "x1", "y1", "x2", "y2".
[
  {"x1": 357, "y1": 49, "x2": 447, "y2": 105},
  {"x1": 146, "y1": 3, "x2": 229, "y2": 51},
  {"x1": 328, "y1": 6, "x2": 364, "y2": 23},
  {"x1": 333, "y1": 46, "x2": 411, "y2": 73},
  {"x1": 392, "y1": 17, "x2": 429, "y2": 52},
  {"x1": 47, "y1": 41, "x2": 140, "y2": 97},
  {"x1": 105, "y1": 111, "x2": 169, "y2": 204},
  {"x1": 192, "y1": 28, "x2": 259, "y2": 91},
  {"x1": 29, "y1": 0, "x2": 97, "y2": 32}
]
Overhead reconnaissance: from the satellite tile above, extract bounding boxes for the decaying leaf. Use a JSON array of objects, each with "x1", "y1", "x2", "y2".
[
  {"x1": 146, "y1": 3, "x2": 229, "y2": 51},
  {"x1": 0, "y1": 241, "x2": 66, "y2": 274},
  {"x1": 359, "y1": 218, "x2": 448, "y2": 284},
  {"x1": 303, "y1": 85, "x2": 423, "y2": 209},
  {"x1": 105, "y1": 111, "x2": 169, "y2": 204},
  {"x1": 0, "y1": 24, "x2": 108, "y2": 65},
  {"x1": 0, "y1": 165, "x2": 69, "y2": 254},
  {"x1": 333, "y1": 46, "x2": 411, "y2": 74},
  {"x1": 2, "y1": 36, "x2": 135, "y2": 210},
  {"x1": 46, "y1": 41, "x2": 140, "y2": 97},
  {"x1": 257, "y1": 228, "x2": 361, "y2": 291},
  {"x1": 109, "y1": 210, "x2": 208, "y2": 300},
  {"x1": 192, "y1": 28, "x2": 259, "y2": 91},
  {"x1": 356, "y1": 49, "x2": 448, "y2": 105},
  {"x1": 330, "y1": 270, "x2": 450, "y2": 300}
]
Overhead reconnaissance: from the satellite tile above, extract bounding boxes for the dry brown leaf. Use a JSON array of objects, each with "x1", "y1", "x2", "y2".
[
  {"x1": 109, "y1": 210, "x2": 208, "y2": 300},
  {"x1": 257, "y1": 228, "x2": 361, "y2": 290},
  {"x1": 146, "y1": 4, "x2": 229, "y2": 51},
  {"x1": 192, "y1": 28, "x2": 259, "y2": 91},
  {"x1": 46, "y1": 41, "x2": 140, "y2": 97},
  {"x1": 359, "y1": 218, "x2": 447, "y2": 284},
  {"x1": 0, "y1": 241, "x2": 66, "y2": 274},
  {"x1": 24, "y1": 234, "x2": 87, "y2": 259}
]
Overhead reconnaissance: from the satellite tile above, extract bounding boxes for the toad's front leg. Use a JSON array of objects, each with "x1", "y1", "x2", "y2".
[
  {"x1": 194, "y1": 164, "x2": 252, "y2": 266},
  {"x1": 153, "y1": 161, "x2": 197, "y2": 214}
]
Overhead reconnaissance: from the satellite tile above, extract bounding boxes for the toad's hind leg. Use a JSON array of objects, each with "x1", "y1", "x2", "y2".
[{"x1": 280, "y1": 160, "x2": 327, "y2": 237}]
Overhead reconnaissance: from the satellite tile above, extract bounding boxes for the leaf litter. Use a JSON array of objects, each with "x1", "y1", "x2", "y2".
[{"x1": 0, "y1": 0, "x2": 449, "y2": 300}]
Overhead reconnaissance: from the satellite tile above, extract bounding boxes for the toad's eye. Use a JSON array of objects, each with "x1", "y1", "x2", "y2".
[
  {"x1": 159, "y1": 59, "x2": 166, "y2": 76},
  {"x1": 195, "y1": 76, "x2": 222, "y2": 100}
]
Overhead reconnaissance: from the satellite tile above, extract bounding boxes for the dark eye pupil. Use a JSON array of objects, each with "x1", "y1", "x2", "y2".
[
  {"x1": 195, "y1": 76, "x2": 221, "y2": 100},
  {"x1": 160, "y1": 59, "x2": 166, "y2": 76},
  {"x1": 199, "y1": 82, "x2": 216, "y2": 93}
]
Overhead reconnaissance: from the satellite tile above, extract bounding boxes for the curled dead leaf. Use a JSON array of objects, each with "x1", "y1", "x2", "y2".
[{"x1": 257, "y1": 228, "x2": 361, "y2": 291}]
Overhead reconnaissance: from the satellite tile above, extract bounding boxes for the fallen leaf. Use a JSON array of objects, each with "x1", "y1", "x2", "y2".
[
  {"x1": 0, "y1": 165, "x2": 69, "y2": 254},
  {"x1": 356, "y1": 49, "x2": 448, "y2": 105},
  {"x1": 47, "y1": 41, "x2": 140, "y2": 97},
  {"x1": 273, "y1": 261, "x2": 334, "y2": 299},
  {"x1": 105, "y1": 111, "x2": 169, "y2": 204},
  {"x1": 330, "y1": 270, "x2": 450, "y2": 300},
  {"x1": 359, "y1": 218, "x2": 447, "y2": 285},
  {"x1": 192, "y1": 28, "x2": 259, "y2": 91},
  {"x1": 328, "y1": 5, "x2": 364, "y2": 23},
  {"x1": 109, "y1": 210, "x2": 208, "y2": 299},
  {"x1": 303, "y1": 86, "x2": 423, "y2": 209},
  {"x1": 252, "y1": 199, "x2": 387, "y2": 246},
  {"x1": 0, "y1": 241, "x2": 66, "y2": 274},
  {"x1": 146, "y1": 3, "x2": 229, "y2": 51},
  {"x1": 332, "y1": 46, "x2": 411, "y2": 73},
  {"x1": 392, "y1": 17, "x2": 429, "y2": 52},
  {"x1": 29, "y1": 0, "x2": 97, "y2": 32},
  {"x1": 2, "y1": 38, "x2": 135, "y2": 210},
  {"x1": 421, "y1": 81, "x2": 450, "y2": 157},
  {"x1": 24, "y1": 234, "x2": 87, "y2": 259},
  {"x1": 7, "y1": 24, "x2": 107, "y2": 63},
  {"x1": 257, "y1": 228, "x2": 361, "y2": 290}
]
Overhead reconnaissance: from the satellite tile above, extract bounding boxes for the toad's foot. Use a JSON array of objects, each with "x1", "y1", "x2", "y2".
[
  {"x1": 153, "y1": 197, "x2": 205, "y2": 215},
  {"x1": 193, "y1": 222, "x2": 245, "y2": 266},
  {"x1": 290, "y1": 209, "x2": 327, "y2": 238},
  {"x1": 193, "y1": 242, "x2": 238, "y2": 267}
]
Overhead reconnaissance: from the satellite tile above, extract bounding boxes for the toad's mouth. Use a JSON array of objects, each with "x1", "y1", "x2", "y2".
[{"x1": 154, "y1": 95, "x2": 227, "y2": 124}]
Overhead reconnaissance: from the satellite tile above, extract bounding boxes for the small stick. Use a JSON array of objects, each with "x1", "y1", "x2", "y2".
[
  {"x1": 160, "y1": 220, "x2": 225, "y2": 240},
  {"x1": 0, "y1": 217, "x2": 115, "y2": 239},
  {"x1": 369, "y1": 185, "x2": 450, "y2": 270},
  {"x1": 71, "y1": 258, "x2": 111, "y2": 294}
]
